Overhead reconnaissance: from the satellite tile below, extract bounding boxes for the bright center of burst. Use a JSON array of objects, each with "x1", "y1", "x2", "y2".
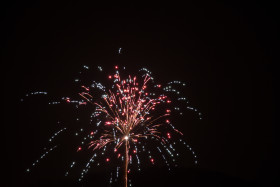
[{"x1": 124, "y1": 135, "x2": 129, "y2": 140}]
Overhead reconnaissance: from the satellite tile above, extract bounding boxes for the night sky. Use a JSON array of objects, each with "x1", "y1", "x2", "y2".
[{"x1": 3, "y1": 1, "x2": 278, "y2": 187}]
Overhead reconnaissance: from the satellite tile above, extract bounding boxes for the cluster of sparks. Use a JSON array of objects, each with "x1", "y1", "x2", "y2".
[{"x1": 23, "y1": 63, "x2": 202, "y2": 186}]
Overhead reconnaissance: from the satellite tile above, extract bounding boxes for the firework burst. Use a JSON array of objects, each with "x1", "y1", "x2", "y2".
[{"x1": 23, "y1": 64, "x2": 202, "y2": 186}]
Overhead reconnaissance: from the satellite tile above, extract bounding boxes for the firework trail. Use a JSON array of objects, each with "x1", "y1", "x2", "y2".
[{"x1": 23, "y1": 64, "x2": 202, "y2": 186}]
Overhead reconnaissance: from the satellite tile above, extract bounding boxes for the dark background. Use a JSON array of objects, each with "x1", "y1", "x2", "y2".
[{"x1": 2, "y1": 1, "x2": 278, "y2": 186}]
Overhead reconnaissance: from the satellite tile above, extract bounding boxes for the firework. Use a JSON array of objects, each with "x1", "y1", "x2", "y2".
[{"x1": 23, "y1": 64, "x2": 202, "y2": 186}]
